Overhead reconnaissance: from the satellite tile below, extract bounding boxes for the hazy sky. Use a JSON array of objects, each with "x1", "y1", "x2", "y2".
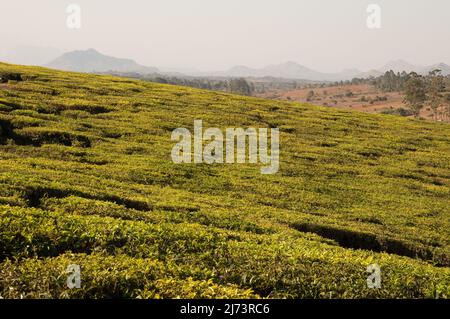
[{"x1": 1, "y1": 0, "x2": 449, "y2": 72}]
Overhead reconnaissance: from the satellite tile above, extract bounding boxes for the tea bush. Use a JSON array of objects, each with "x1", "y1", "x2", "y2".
[{"x1": 0, "y1": 62, "x2": 449, "y2": 298}]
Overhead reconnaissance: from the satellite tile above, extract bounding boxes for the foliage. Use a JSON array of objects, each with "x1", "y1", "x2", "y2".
[
  {"x1": 428, "y1": 70, "x2": 446, "y2": 120},
  {"x1": 0, "y1": 62, "x2": 449, "y2": 299},
  {"x1": 403, "y1": 73, "x2": 427, "y2": 118}
]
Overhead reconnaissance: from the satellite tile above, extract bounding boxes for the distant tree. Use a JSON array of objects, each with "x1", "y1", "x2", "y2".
[
  {"x1": 445, "y1": 92, "x2": 450, "y2": 121},
  {"x1": 154, "y1": 77, "x2": 168, "y2": 84},
  {"x1": 428, "y1": 69, "x2": 445, "y2": 120},
  {"x1": 306, "y1": 90, "x2": 315, "y2": 101},
  {"x1": 373, "y1": 70, "x2": 409, "y2": 92},
  {"x1": 290, "y1": 81, "x2": 297, "y2": 90},
  {"x1": 403, "y1": 73, "x2": 427, "y2": 118},
  {"x1": 227, "y1": 78, "x2": 253, "y2": 96}
]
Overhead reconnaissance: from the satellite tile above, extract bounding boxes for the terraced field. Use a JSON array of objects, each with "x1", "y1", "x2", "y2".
[{"x1": 0, "y1": 62, "x2": 449, "y2": 298}]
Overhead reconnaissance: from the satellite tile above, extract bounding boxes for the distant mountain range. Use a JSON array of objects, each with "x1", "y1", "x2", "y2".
[
  {"x1": 46, "y1": 49, "x2": 158, "y2": 74},
  {"x1": 44, "y1": 49, "x2": 450, "y2": 81},
  {"x1": 209, "y1": 62, "x2": 362, "y2": 81},
  {"x1": 378, "y1": 60, "x2": 450, "y2": 76},
  {"x1": 211, "y1": 60, "x2": 450, "y2": 81}
]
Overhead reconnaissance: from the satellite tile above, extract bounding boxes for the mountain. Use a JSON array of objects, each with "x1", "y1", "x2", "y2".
[
  {"x1": 378, "y1": 60, "x2": 450, "y2": 76},
  {"x1": 222, "y1": 65, "x2": 260, "y2": 77},
  {"x1": 334, "y1": 68, "x2": 363, "y2": 81},
  {"x1": 379, "y1": 60, "x2": 418, "y2": 73},
  {"x1": 419, "y1": 63, "x2": 450, "y2": 76},
  {"x1": 45, "y1": 50, "x2": 450, "y2": 80},
  {"x1": 260, "y1": 61, "x2": 324, "y2": 80},
  {"x1": 216, "y1": 61, "x2": 363, "y2": 81},
  {"x1": 211, "y1": 60, "x2": 450, "y2": 81},
  {"x1": 46, "y1": 49, "x2": 158, "y2": 74},
  {"x1": 355, "y1": 69, "x2": 383, "y2": 78}
]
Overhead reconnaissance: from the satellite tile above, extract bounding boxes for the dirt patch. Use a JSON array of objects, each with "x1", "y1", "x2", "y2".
[{"x1": 257, "y1": 83, "x2": 448, "y2": 121}]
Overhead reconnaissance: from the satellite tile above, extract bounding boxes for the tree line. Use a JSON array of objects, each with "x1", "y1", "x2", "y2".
[
  {"x1": 350, "y1": 70, "x2": 450, "y2": 121},
  {"x1": 399, "y1": 70, "x2": 448, "y2": 120},
  {"x1": 106, "y1": 72, "x2": 256, "y2": 96}
]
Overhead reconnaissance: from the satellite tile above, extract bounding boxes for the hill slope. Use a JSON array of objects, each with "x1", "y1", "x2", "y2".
[
  {"x1": 46, "y1": 49, "x2": 158, "y2": 74},
  {"x1": 0, "y1": 63, "x2": 449, "y2": 298}
]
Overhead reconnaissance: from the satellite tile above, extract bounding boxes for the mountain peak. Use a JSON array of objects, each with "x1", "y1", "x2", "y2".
[
  {"x1": 381, "y1": 60, "x2": 417, "y2": 72},
  {"x1": 83, "y1": 48, "x2": 101, "y2": 55},
  {"x1": 423, "y1": 62, "x2": 450, "y2": 75},
  {"x1": 65, "y1": 48, "x2": 101, "y2": 57},
  {"x1": 432, "y1": 62, "x2": 450, "y2": 68},
  {"x1": 46, "y1": 49, "x2": 158, "y2": 74},
  {"x1": 283, "y1": 61, "x2": 301, "y2": 66}
]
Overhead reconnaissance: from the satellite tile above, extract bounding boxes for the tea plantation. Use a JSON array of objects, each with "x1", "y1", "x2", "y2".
[{"x1": 0, "y1": 62, "x2": 449, "y2": 298}]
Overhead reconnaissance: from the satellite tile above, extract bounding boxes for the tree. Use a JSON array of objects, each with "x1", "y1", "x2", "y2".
[
  {"x1": 306, "y1": 90, "x2": 315, "y2": 101},
  {"x1": 403, "y1": 73, "x2": 427, "y2": 118},
  {"x1": 446, "y1": 93, "x2": 450, "y2": 122},
  {"x1": 227, "y1": 78, "x2": 253, "y2": 96},
  {"x1": 427, "y1": 69, "x2": 445, "y2": 120}
]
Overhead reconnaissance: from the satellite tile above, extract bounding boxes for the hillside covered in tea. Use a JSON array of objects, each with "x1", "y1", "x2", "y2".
[{"x1": 0, "y1": 62, "x2": 449, "y2": 298}]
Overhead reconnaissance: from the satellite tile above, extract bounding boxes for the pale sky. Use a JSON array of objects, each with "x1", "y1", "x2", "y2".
[{"x1": 0, "y1": 0, "x2": 449, "y2": 72}]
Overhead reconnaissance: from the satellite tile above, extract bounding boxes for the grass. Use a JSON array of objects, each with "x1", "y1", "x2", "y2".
[{"x1": 0, "y1": 62, "x2": 449, "y2": 298}]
